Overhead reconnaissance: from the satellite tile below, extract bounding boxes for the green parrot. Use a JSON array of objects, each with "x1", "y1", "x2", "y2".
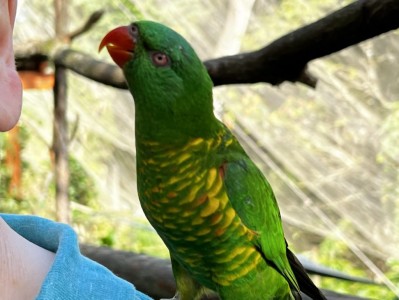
[{"x1": 99, "y1": 21, "x2": 326, "y2": 300}]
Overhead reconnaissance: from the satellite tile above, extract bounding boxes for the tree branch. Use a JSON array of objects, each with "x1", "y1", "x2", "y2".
[
  {"x1": 54, "y1": 0, "x2": 399, "y2": 89},
  {"x1": 80, "y1": 245, "x2": 370, "y2": 300},
  {"x1": 52, "y1": 0, "x2": 71, "y2": 224},
  {"x1": 54, "y1": 49, "x2": 127, "y2": 89},
  {"x1": 205, "y1": 0, "x2": 399, "y2": 86},
  {"x1": 69, "y1": 10, "x2": 105, "y2": 41},
  {"x1": 23, "y1": 0, "x2": 399, "y2": 88},
  {"x1": 15, "y1": 9, "x2": 104, "y2": 68},
  {"x1": 80, "y1": 245, "x2": 176, "y2": 300}
]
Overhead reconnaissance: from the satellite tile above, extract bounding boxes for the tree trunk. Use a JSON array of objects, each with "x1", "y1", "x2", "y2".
[
  {"x1": 52, "y1": 65, "x2": 70, "y2": 223},
  {"x1": 52, "y1": 0, "x2": 70, "y2": 223}
]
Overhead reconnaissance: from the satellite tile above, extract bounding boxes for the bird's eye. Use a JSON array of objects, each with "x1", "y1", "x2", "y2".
[
  {"x1": 151, "y1": 52, "x2": 170, "y2": 67},
  {"x1": 130, "y1": 24, "x2": 138, "y2": 35}
]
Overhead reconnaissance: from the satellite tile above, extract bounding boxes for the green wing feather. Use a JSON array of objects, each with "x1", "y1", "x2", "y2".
[{"x1": 221, "y1": 144, "x2": 300, "y2": 293}]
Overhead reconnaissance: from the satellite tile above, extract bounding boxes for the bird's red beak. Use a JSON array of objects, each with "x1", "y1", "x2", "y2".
[{"x1": 99, "y1": 26, "x2": 135, "y2": 68}]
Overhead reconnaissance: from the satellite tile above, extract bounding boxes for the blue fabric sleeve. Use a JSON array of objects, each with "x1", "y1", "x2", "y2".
[{"x1": 1, "y1": 214, "x2": 153, "y2": 300}]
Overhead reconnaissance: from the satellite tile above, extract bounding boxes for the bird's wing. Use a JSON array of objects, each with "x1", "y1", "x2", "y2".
[{"x1": 221, "y1": 152, "x2": 300, "y2": 292}]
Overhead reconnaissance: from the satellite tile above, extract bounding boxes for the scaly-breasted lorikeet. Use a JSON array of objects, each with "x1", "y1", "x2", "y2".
[{"x1": 99, "y1": 21, "x2": 326, "y2": 300}]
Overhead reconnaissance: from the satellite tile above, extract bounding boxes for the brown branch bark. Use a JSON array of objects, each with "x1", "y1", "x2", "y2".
[
  {"x1": 80, "y1": 245, "x2": 369, "y2": 300},
  {"x1": 206, "y1": 0, "x2": 399, "y2": 86},
  {"x1": 48, "y1": 7, "x2": 104, "y2": 224},
  {"x1": 55, "y1": 0, "x2": 399, "y2": 89},
  {"x1": 15, "y1": 9, "x2": 104, "y2": 68},
  {"x1": 54, "y1": 49, "x2": 127, "y2": 89},
  {"x1": 52, "y1": 64, "x2": 71, "y2": 224},
  {"x1": 69, "y1": 10, "x2": 105, "y2": 41},
  {"x1": 52, "y1": 0, "x2": 71, "y2": 224}
]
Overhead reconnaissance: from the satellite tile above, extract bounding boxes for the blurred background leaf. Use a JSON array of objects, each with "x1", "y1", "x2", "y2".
[{"x1": 0, "y1": 0, "x2": 398, "y2": 298}]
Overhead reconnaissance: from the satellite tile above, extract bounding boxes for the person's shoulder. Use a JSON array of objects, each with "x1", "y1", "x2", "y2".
[{"x1": 0, "y1": 214, "x2": 152, "y2": 300}]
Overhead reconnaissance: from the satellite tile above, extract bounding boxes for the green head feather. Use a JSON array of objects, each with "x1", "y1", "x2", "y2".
[{"x1": 123, "y1": 21, "x2": 219, "y2": 142}]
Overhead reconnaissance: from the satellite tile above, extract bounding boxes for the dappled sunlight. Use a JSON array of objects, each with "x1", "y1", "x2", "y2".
[{"x1": 1, "y1": 0, "x2": 398, "y2": 298}]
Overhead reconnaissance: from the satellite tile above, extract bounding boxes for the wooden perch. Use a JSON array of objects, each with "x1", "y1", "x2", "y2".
[
  {"x1": 54, "y1": 49, "x2": 126, "y2": 89},
  {"x1": 206, "y1": 0, "x2": 399, "y2": 87},
  {"x1": 53, "y1": 0, "x2": 399, "y2": 89},
  {"x1": 80, "y1": 244, "x2": 369, "y2": 300}
]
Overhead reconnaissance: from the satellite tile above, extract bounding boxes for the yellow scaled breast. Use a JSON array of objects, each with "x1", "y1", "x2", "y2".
[{"x1": 140, "y1": 134, "x2": 263, "y2": 287}]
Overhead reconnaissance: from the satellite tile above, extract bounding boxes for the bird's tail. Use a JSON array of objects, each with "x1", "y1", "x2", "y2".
[{"x1": 286, "y1": 248, "x2": 327, "y2": 300}]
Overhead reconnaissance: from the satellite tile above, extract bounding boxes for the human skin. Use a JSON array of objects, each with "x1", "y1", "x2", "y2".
[
  {"x1": 0, "y1": 217, "x2": 56, "y2": 299},
  {"x1": 0, "y1": 0, "x2": 22, "y2": 131},
  {"x1": 1, "y1": 1, "x2": 55, "y2": 298}
]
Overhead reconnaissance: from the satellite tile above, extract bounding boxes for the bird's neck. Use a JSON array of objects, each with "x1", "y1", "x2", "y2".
[
  {"x1": 134, "y1": 108, "x2": 222, "y2": 146},
  {"x1": 135, "y1": 122, "x2": 229, "y2": 188}
]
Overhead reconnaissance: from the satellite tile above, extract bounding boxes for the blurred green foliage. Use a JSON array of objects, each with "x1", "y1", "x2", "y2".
[
  {"x1": 0, "y1": 129, "x2": 168, "y2": 256},
  {"x1": 69, "y1": 156, "x2": 98, "y2": 207},
  {"x1": 72, "y1": 209, "x2": 168, "y2": 257},
  {"x1": 2, "y1": 0, "x2": 399, "y2": 298},
  {"x1": 316, "y1": 236, "x2": 398, "y2": 299}
]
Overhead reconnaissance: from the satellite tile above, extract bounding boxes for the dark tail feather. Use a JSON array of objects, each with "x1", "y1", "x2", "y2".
[{"x1": 287, "y1": 248, "x2": 327, "y2": 300}]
